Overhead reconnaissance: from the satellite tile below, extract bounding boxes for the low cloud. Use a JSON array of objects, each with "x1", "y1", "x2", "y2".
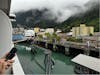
[{"x1": 11, "y1": 0, "x2": 99, "y2": 23}]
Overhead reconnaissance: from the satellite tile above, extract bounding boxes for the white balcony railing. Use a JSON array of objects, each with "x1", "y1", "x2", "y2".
[{"x1": 12, "y1": 55, "x2": 25, "y2": 75}]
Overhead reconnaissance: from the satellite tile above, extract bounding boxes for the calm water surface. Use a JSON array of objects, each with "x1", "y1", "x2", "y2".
[{"x1": 16, "y1": 44, "x2": 75, "y2": 74}]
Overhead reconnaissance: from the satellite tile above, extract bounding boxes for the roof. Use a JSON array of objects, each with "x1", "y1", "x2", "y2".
[
  {"x1": 71, "y1": 54, "x2": 100, "y2": 72},
  {"x1": 66, "y1": 32, "x2": 73, "y2": 35},
  {"x1": 25, "y1": 30, "x2": 35, "y2": 36}
]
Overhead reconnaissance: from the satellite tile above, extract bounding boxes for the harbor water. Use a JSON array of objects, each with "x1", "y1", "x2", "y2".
[{"x1": 16, "y1": 43, "x2": 75, "y2": 74}]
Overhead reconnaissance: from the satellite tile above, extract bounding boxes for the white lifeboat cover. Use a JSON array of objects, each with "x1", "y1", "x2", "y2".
[{"x1": 0, "y1": 10, "x2": 13, "y2": 58}]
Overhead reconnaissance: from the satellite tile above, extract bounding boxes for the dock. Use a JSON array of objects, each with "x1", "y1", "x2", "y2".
[
  {"x1": 13, "y1": 38, "x2": 27, "y2": 43},
  {"x1": 35, "y1": 40, "x2": 100, "y2": 58}
]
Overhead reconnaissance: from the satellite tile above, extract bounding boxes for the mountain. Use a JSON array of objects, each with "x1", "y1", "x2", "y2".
[
  {"x1": 14, "y1": 3, "x2": 99, "y2": 32},
  {"x1": 57, "y1": 3, "x2": 99, "y2": 32},
  {"x1": 15, "y1": 9, "x2": 57, "y2": 28}
]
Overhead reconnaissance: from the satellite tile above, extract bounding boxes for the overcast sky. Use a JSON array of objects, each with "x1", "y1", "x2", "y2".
[{"x1": 10, "y1": 0, "x2": 98, "y2": 23}]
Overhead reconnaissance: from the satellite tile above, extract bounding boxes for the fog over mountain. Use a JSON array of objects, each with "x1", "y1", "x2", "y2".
[{"x1": 11, "y1": 0, "x2": 99, "y2": 23}]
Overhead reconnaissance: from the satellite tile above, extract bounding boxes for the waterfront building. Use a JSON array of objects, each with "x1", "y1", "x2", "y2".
[
  {"x1": 40, "y1": 29, "x2": 45, "y2": 32},
  {"x1": 72, "y1": 24, "x2": 94, "y2": 38},
  {"x1": 24, "y1": 30, "x2": 35, "y2": 40},
  {"x1": 66, "y1": 32, "x2": 73, "y2": 36},
  {"x1": 82, "y1": 32, "x2": 100, "y2": 48},
  {"x1": 34, "y1": 27, "x2": 40, "y2": 33},
  {"x1": 56, "y1": 29, "x2": 62, "y2": 33},
  {"x1": 37, "y1": 32, "x2": 45, "y2": 37},
  {"x1": 72, "y1": 54, "x2": 100, "y2": 74},
  {"x1": 13, "y1": 27, "x2": 24, "y2": 34},
  {"x1": 58, "y1": 33, "x2": 67, "y2": 39},
  {"x1": 45, "y1": 28, "x2": 54, "y2": 34},
  {"x1": 57, "y1": 33, "x2": 68, "y2": 44},
  {"x1": 37, "y1": 28, "x2": 46, "y2": 38}
]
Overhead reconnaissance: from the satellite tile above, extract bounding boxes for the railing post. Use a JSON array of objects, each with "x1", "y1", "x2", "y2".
[
  {"x1": 53, "y1": 43, "x2": 56, "y2": 51},
  {"x1": 65, "y1": 46, "x2": 70, "y2": 55},
  {"x1": 45, "y1": 42, "x2": 48, "y2": 48},
  {"x1": 84, "y1": 41, "x2": 90, "y2": 55},
  {"x1": 64, "y1": 42, "x2": 70, "y2": 55}
]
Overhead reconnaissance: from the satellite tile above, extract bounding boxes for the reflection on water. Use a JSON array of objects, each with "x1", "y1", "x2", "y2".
[{"x1": 16, "y1": 44, "x2": 75, "y2": 74}]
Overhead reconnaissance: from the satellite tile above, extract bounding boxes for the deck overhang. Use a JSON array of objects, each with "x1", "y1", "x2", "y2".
[{"x1": 0, "y1": 0, "x2": 11, "y2": 16}]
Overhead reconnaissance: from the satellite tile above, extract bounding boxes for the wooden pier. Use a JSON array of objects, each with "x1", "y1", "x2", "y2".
[
  {"x1": 35, "y1": 40, "x2": 100, "y2": 58},
  {"x1": 13, "y1": 38, "x2": 27, "y2": 43}
]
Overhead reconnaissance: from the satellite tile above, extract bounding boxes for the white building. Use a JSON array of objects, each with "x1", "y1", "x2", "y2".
[
  {"x1": 40, "y1": 29, "x2": 45, "y2": 32},
  {"x1": 66, "y1": 32, "x2": 73, "y2": 36},
  {"x1": 24, "y1": 30, "x2": 35, "y2": 37},
  {"x1": 56, "y1": 29, "x2": 62, "y2": 33},
  {"x1": 45, "y1": 28, "x2": 54, "y2": 34}
]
